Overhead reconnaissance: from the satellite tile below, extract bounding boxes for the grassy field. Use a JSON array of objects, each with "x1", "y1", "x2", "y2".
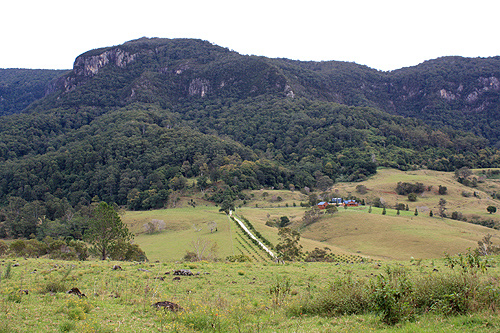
[
  {"x1": 1, "y1": 256, "x2": 500, "y2": 332},
  {"x1": 124, "y1": 207, "x2": 238, "y2": 262},
  {"x1": 122, "y1": 168, "x2": 500, "y2": 263},
  {"x1": 300, "y1": 207, "x2": 497, "y2": 260},
  {"x1": 331, "y1": 168, "x2": 500, "y2": 221},
  {"x1": 5, "y1": 168, "x2": 500, "y2": 331}
]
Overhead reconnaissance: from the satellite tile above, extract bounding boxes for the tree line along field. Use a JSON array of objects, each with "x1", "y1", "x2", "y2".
[{"x1": 1, "y1": 256, "x2": 500, "y2": 332}]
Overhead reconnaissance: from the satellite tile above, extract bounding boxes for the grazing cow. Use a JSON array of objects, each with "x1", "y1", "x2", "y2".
[
  {"x1": 152, "y1": 301, "x2": 183, "y2": 312},
  {"x1": 173, "y1": 269, "x2": 193, "y2": 276},
  {"x1": 67, "y1": 287, "x2": 86, "y2": 298}
]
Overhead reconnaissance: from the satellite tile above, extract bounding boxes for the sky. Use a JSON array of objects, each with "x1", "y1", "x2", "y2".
[{"x1": 2, "y1": 0, "x2": 500, "y2": 71}]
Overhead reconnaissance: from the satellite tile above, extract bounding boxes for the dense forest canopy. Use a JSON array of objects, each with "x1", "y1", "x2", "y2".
[
  {"x1": 0, "y1": 69, "x2": 68, "y2": 116},
  {"x1": 1, "y1": 37, "x2": 500, "y2": 239}
]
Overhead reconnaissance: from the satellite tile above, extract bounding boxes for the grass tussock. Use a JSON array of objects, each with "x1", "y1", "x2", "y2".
[{"x1": 40, "y1": 266, "x2": 73, "y2": 294}]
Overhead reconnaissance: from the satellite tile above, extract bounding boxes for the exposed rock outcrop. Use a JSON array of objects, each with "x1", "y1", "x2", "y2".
[
  {"x1": 73, "y1": 49, "x2": 137, "y2": 78},
  {"x1": 188, "y1": 78, "x2": 211, "y2": 97}
]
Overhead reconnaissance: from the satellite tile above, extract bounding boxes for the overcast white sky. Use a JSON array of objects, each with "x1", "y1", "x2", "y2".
[{"x1": 1, "y1": 0, "x2": 499, "y2": 71}]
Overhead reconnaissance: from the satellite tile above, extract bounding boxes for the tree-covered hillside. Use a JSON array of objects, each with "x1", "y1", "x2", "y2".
[
  {"x1": 0, "y1": 96, "x2": 496, "y2": 205},
  {"x1": 1, "y1": 37, "x2": 500, "y2": 239},
  {"x1": 6, "y1": 39, "x2": 500, "y2": 146},
  {"x1": 385, "y1": 56, "x2": 500, "y2": 145},
  {"x1": 0, "y1": 69, "x2": 68, "y2": 116}
]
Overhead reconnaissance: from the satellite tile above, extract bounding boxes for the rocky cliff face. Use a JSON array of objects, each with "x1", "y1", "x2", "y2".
[
  {"x1": 73, "y1": 48, "x2": 137, "y2": 77},
  {"x1": 49, "y1": 38, "x2": 293, "y2": 102},
  {"x1": 59, "y1": 48, "x2": 139, "y2": 92}
]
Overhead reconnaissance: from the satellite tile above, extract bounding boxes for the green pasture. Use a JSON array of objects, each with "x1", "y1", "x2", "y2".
[
  {"x1": 124, "y1": 202, "x2": 500, "y2": 262},
  {"x1": 123, "y1": 207, "x2": 240, "y2": 262},
  {"x1": 122, "y1": 168, "x2": 500, "y2": 263},
  {"x1": 1, "y1": 256, "x2": 500, "y2": 332}
]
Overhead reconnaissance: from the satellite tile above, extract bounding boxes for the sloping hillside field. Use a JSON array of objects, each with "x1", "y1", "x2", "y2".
[{"x1": 123, "y1": 168, "x2": 500, "y2": 262}]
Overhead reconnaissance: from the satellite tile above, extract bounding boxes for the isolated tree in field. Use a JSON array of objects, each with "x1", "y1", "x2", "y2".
[
  {"x1": 275, "y1": 227, "x2": 302, "y2": 261},
  {"x1": 487, "y1": 205, "x2": 497, "y2": 214},
  {"x1": 408, "y1": 193, "x2": 417, "y2": 202},
  {"x1": 356, "y1": 184, "x2": 367, "y2": 194},
  {"x1": 325, "y1": 205, "x2": 338, "y2": 214},
  {"x1": 185, "y1": 237, "x2": 218, "y2": 261},
  {"x1": 279, "y1": 216, "x2": 291, "y2": 228},
  {"x1": 302, "y1": 207, "x2": 322, "y2": 226},
  {"x1": 395, "y1": 203, "x2": 406, "y2": 211},
  {"x1": 438, "y1": 185, "x2": 448, "y2": 195},
  {"x1": 143, "y1": 219, "x2": 166, "y2": 234},
  {"x1": 438, "y1": 198, "x2": 447, "y2": 218},
  {"x1": 85, "y1": 202, "x2": 132, "y2": 260}
]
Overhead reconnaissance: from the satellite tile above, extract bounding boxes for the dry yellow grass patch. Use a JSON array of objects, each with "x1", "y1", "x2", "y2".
[{"x1": 301, "y1": 208, "x2": 500, "y2": 260}]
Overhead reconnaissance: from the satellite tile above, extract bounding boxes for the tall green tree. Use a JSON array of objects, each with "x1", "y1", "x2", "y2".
[
  {"x1": 85, "y1": 202, "x2": 132, "y2": 260},
  {"x1": 219, "y1": 199, "x2": 235, "y2": 214},
  {"x1": 275, "y1": 227, "x2": 302, "y2": 261},
  {"x1": 487, "y1": 205, "x2": 497, "y2": 214}
]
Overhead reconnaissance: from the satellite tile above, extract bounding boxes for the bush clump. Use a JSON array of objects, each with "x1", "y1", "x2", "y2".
[
  {"x1": 396, "y1": 182, "x2": 425, "y2": 195},
  {"x1": 288, "y1": 255, "x2": 500, "y2": 325},
  {"x1": 226, "y1": 254, "x2": 251, "y2": 262},
  {"x1": 7, "y1": 237, "x2": 88, "y2": 260}
]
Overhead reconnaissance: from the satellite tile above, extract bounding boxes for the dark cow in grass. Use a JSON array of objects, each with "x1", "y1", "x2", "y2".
[{"x1": 152, "y1": 301, "x2": 183, "y2": 312}]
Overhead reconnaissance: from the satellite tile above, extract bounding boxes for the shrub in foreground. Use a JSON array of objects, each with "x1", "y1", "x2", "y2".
[
  {"x1": 7, "y1": 237, "x2": 88, "y2": 260},
  {"x1": 288, "y1": 260, "x2": 500, "y2": 325},
  {"x1": 288, "y1": 275, "x2": 371, "y2": 317}
]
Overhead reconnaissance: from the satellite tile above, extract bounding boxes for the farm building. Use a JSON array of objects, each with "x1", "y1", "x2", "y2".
[
  {"x1": 331, "y1": 198, "x2": 343, "y2": 205},
  {"x1": 343, "y1": 200, "x2": 358, "y2": 207},
  {"x1": 317, "y1": 202, "x2": 329, "y2": 209},
  {"x1": 330, "y1": 198, "x2": 344, "y2": 205}
]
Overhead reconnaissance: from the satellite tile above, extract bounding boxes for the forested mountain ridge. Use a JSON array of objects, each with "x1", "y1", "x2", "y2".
[
  {"x1": 270, "y1": 56, "x2": 500, "y2": 144},
  {"x1": 34, "y1": 38, "x2": 291, "y2": 110},
  {"x1": 11, "y1": 38, "x2": 500, "y2": 145},
  {"x1": 382, "y1": 56, "x2": 500, "y2": 145},
  {"x1": 1, "y1": 37, "x2": 500, "y2": 239}
]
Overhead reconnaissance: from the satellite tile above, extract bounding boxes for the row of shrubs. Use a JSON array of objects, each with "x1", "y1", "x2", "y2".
[
  {"x1": 0, "y1": 237, "x2": 147, "y2": 261},
  {"x1": 288, "y1": 260, "x2": 498, "y2": 325},
  {"x1": 231, "y1": 216, "x2": 274, "y2": 260},
  {"x1": 237, "y1": 215, "x2": 274, "y2": 249},
  {"x1": 447, "y1": 211, "x2": 499, "y2": 229},
  {"x1": 303, "y1": 247, "x2": 367, "y2": 263}
]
